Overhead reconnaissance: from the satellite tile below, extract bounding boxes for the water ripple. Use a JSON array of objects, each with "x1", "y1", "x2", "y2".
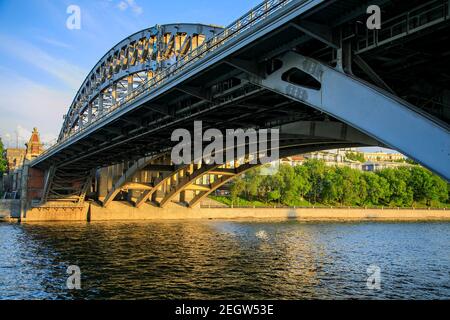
[{"x1": 0, "y1": 220, "x2": 449, "y2": 299}]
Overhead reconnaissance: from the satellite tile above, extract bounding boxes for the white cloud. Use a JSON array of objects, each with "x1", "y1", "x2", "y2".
[
  {"x1": 0, "y1": 70, "x2": 71, "y2": 147},
  {"x1": 117, "y1": 1, "x2": 128, "y2": 11},
  {"x1": 127, "y1": 0, "x2": 143, "y2": 14},
  {"x1": 16, "y1": 126, "x2": 32, "y2": 143},
  {"x1": 36, "y1": 36, "x2": 72, "y2": 49},
  {"x1": 116, "y1": 0, "x2": 143, "y2": 15},
  {"x1": 0, "y1": 35, "x2": 86, "y2": 90}
]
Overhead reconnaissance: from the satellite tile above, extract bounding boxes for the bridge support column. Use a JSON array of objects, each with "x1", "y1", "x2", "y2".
[
  {"x1": 17, "y1": 165, "x2": 46, "y2": 218},
  {"x1": 179, "y1": 190, "x2": 186, "y2": 204},
  {"x1": 101, "y1": 154, "x2": 175, "y2": 207},
  {"x1": 19, "y1": 164, "x2": 29, "y2": 219},
  {"x1": 97, "y1": 167, "x2": 109, "y2": 202}
]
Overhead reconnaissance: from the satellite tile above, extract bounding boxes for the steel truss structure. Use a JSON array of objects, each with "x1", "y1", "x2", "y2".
[{"x1": 59, "y1": 24, "x2": 223, "y2": 140}]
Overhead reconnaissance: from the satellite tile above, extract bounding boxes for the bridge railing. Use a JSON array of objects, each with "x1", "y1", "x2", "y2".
[
  {"x1": 200, "y1": 204, "x2": 449, "y2": 210},
  {"x1": 38, "y1": 0, "x2": 308, "y2": 159}
]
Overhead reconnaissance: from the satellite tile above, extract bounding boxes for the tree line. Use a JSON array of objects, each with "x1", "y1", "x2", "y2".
[
  {"x1": 0, "y1": 138, "x2": 7, "y2": 175},
  {"x1": 225, "y1": 160, "x2": 449, "y2": 208}
]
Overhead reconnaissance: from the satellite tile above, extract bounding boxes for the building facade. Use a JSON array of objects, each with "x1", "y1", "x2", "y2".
[
  {"x1": 1, "y1": 128, "x2": 44, "y2": 198},
  {"x1": 279, "y1": 149, "x2": 409, "y2": 172},
  {"x1": 25, "y1": 128, "x2": 44, "y2": 160},
  {"x1": 363, "y1": 152, "x2": 405, "y2": 162},
  {"x1": 362, "y1": 161, "x2": 411, "y2": 172},
  {"x1": 5, "y1": 148, "x2": 26, "y2": 171}
]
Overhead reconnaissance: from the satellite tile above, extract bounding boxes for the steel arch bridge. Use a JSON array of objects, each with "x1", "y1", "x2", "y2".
[{"x1": 28, "y1": 0, "x2": 450, "y2": 209}]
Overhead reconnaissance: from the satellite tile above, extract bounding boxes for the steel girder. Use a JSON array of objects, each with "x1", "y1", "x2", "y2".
[
  {"x1": 100, "y1": 153, "x2": 171, "y2": 207},
  {"x1": 41, "y1": 167, "x2": 95, "y2": 204},
  {"x1": 250, "y1": 51, "x2": 450, "y2": 180}
]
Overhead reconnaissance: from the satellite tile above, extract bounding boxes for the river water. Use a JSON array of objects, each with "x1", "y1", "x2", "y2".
[{"x1": 0, "y1": 220, "x2": 449, "y2": 299}]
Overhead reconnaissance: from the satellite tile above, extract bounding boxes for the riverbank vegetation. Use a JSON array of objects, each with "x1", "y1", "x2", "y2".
[
  {"x1": 212, "y1": 160, "x2": 449, "y2": 208},
  {"x1": 0, "y1": 138, "x2": 6, "y2": 175},
  {"x1": 344, "y1": 151, "x2": 365, "y2": 162},
  {"x1": 0, "y1": 139, "x2": 6, "y2": 198}
]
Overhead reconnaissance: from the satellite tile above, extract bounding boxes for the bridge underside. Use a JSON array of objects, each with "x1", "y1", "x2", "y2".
[
  {"x1": 30, "y1": 0, "x2": 450, "y2": 207},
  {"x1": 96, "y1": 123, "x2": 376, "y2": 208}
]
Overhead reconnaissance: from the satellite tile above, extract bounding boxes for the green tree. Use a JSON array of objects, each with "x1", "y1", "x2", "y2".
[
  {"x1": 362, "y1": 172, "x2": 391, "y2": 205},
  {"x1": 0, "y1": 138, "x2": 7, "y2": 174},
  {"x1": 378, "y1": 168, "x2": 413, "y2": 206},
  {"x1": 260, "y1": 173, "x2": 284, "y2": 203},
  {"x1": 319, "y1": 166, "x2": 364, "y2": 205},
  {"x1": 243, "y1": 168, "x2": 262, "y2": 200},
  {"x1": 408, "y1": 166, "x2": 434, "y2": 204},
  {"x1": 321, "y1": 169, "x2": 340, "y2": 204},
  {"x1": 230, "y1": 176, "x2": 246, "y2": 205},
  {"x1": 405, "y1": 158, "x2": 418, "y2": 165},
  {"x1": 277, "y1": 165, "x2": 299, "y2": 205},
  {"x1": 345, "y1": 151, "x2": 365, "y2": 162},
  {"x1": 293, "y1": 165, "x2": 311, "y2": 199},
  {"x1": 407, "y1": 166, "x2": 448, "y2": 206},
  {"x1": 268, "y1": 190, "x2": 281, "y2": 203},
  {"x1": 303, "y1": 159, "x2": 328, "y2": 203},
  {"x1": 222, "y1": 159, "x2": 448, "y2": 208},
  {"x1": 428, "y1": 174, "x2": 449, "y2": 205},
  {"x1": 336, "y1": 167, "x2": 362, "y2": 205}
]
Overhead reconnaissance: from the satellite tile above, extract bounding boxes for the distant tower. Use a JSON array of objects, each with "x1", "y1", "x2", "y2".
[{"x1": 25, "y1": 127, "x2": 44, "y2": 160}]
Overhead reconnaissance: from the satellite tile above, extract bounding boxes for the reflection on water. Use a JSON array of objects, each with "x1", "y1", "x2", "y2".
[{"x1": 0, "y1": 220, "x2": 449, "y2": 299}]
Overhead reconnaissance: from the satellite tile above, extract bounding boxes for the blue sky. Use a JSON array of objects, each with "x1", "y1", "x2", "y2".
[{"x1": 0, "y1": 0, "x2": 261, "y2": 147}]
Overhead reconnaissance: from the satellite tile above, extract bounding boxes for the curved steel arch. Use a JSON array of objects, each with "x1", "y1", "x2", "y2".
[
  {"x1": 101, "y1": 141, "x2": 369, "y2": 208},
  {"x1": 100, "y1": 152, "x2": 171, "y2": 207},
  {"x1": 187, "y1": 142, "x2": 354, "y2": 208},
  {"x1": 59, "y1": 23, "x2": 223, "y2": 141},
  {"x1": 158, "y1": 141, "x2": 362, "y2": 208}
]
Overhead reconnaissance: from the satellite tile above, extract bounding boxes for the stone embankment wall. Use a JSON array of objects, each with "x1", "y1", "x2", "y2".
[
  {"x1": 0, "y1": 199, "x2": 21, "y2": 220},
  {"x1": 19, "y1": 201, "x2": 450, "y2": 222}
]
